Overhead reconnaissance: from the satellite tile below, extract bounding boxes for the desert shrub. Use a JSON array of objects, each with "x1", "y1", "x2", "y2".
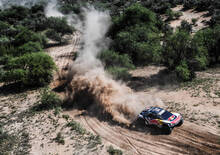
[
  {"x1": 107, "y1": 67, "x2": 131, "y2": 80},
  {"x1": 36, "y1": 88, "x2": 62, "y2": 110},
  {"x1": 179, "y1": 20, "x2": 192, "y2": 33},
  {"x1": 0, "y1": 45, "x2": 17, "y2": 57},
  {"x1": 45, "y1": 29, "x2": 62, "y2": 43},
  {"x1": 59, "y1": 2, "x2": 81, "y2": 14},
  {"x1": 99, "y1": 50, "x2": 134, "y2": 80},
  {"x1": 109, "y1": 4, "x2": 162, "y2": 65},
  {"x1": 30, "y1": 3, "x2": 45, "y2": 14},
  {"x1": 54, "y1": 132, "x2": 65, "y2": 145},
  {"x1": 162, "y1": 29, "x2": 209, "y2": 81},
  {"x1": 44, "y1": 17, "x2": 74, "y2": 43},
  {"x1": 175, "y1": 61, "x2": 191, "y2": 81},
  {"x1": 110, "y1": 3, "x2": 157, "y2": 38},
  {"x1": 165, "y1": 9, "x2": 175, "y2": 21},
  {"x1": 165, "y1": 9, "x2": 182, "y2": 21},
  {"x1": 0, "y1": 36, "x2": 10, "y2": 45},
  {"x1": 1, "y1": 52, "x2": 55, "y2": 86},
  {"x1": 163, "y1": 30, "x2": 191, "y2": 70},
  {"x1": 183, "y1": 0, "x2": 197, "y2": 10},
  {"x1": 0, "y1": 127, "x2": 17, "y2": 155},
  {"x1": 99, "y1": 50, "x2": 134, "y2": 69},
  {"x1": 13, "y1": 27, "x2": 45, "y2": 47},
  {"x1": 17, "y1": 41, "x2": 42, "y2": 56},
  {"x1": 174, "y1": 11, "x2": 183, "y2": 19},
  {"x1": 66, "y1": 121, "x2": 86, "y2": 135},
  {"x1": 0, "y1": 69, "x2": 28, "y2": 84},
  {"x1": 20, "y1": 52, "x2": 56, "y2": 86},
  {"x1": 193, "y1": 25, "x2": 220, "y2": 64},
  {"x1": 107, "y1": 145, "x2": 123, "y2": 155},
  {"x1": 0, "y1": 21, "x2": 11, "y2": 35},
  {"x1": 0, "y1": 5, "x2": 29, "y2": 25},
  {"x1": 191, "y1": 18, "x2": 198, "y2": 25}
]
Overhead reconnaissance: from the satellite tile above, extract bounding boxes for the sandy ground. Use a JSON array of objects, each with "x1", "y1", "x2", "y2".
[{"x1": 169, "y1": 5, "x2": 211, "y2": 32}]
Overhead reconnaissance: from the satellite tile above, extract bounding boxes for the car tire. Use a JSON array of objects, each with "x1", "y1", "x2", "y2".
[
  {"x1": 176, "y1": 119, "x2": 183, "y2": 127},
  {"x1": 162, "y1": 125, "x2": 172, "y2": 134}
]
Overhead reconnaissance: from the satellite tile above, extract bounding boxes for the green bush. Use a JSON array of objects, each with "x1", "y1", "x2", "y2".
[
  {"x1": 0, "y1": 36, "x2": 10, "y2": 45},
  {"x1": 0, "y1": 6, "x2": 29, "y2": 24},
  {"x1": 1, "y1": 52, "x2": 55, "y2": 86},
  {"x1": 46, "y1": 17, "x2": 74, "y2": 35},
  {"x1": 162, "y1": 29, "x2": 211, "y2": 81},
  {"x1": 17, "y1": 41, "x2": 42, "y2": 56},
  {"x1": 165, "y1": 9, "x2": 175, "y2": 21},
  {"x1": 175, "y1": 61, "x2": 191, "y2": 81},
  {"x1": 36, "y1": 88, "x2": 62, "y2": 110},
  {"x1": 66, "y1": 121, "x2": 86, "y2": 135},
  {"x1": 179, "y1": 20, "x2": 192, "y2": 33},
  {"x1": 1, "y1": 69, "x2": 28, "y2": 84},
  {"x1": 193, "y1": 25, "x2": 220, "y2": 64},
  {"x1": 107, "y1": 67, "x2": 131, "y2": 80},
  {"x1": 54, "y1": 132, "x2": 65, "y2": 145},
  {"x1": 45, "y1": 29, "x2": 62, "y2": 43},
  {"x1": 99, "y1": 50, "x2": 134, "y2": 69},
  {"x1": 0, "y1": 127, "x2": 17, "y2": 155},
  {"x1": 13, "y1": 27, "x2": 45, "y2": 47},
  {"x1": 110, "y1": 3, "x2": 157, "y2": 38},
  {"x1": 44, "y1": 17, "x2": 74, "y2": 43},
  {"x1": 107, "y1": 145, "x2": 123, "y2": 155},
  {"x1": 191, "y1": 18, "x2": 198, "y2": 25},
  {"x1": 109, "y1": 3, "x2": 162, "y2": 65},
  {"x1": 163, "y1": 30, "x2": 191, "y2": 70},
  {"x1": 0, "y1": 21, "x2": 10, "y2": 35},
  {"x1": 20, "y1": 52, "x2": 56, "y2": 86}
]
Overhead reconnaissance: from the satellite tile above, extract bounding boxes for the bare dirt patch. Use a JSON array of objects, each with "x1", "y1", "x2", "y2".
[{"x1": 169, "y1": 5, "x2": 211, "y2": 32}]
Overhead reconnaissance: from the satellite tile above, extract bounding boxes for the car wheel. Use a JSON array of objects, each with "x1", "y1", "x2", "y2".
[
  {"x1": 176, "y1": 119, "x2": 183, "y2": 127},
  {"x1": 162, "y1": 125, "x2": 172, "y2": 134}
]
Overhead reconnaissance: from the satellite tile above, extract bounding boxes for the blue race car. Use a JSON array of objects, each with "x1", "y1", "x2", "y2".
[{"x1": 138, "y1": 107, "x2": 183, "y2": 134}]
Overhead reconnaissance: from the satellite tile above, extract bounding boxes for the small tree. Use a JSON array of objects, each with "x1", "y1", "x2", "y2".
[
  {"x1": 179, "y1": 20, "x2": 192, "y2": 33},
  {"x1": 109, "y1": 4, "x2": 162, "y2": 65},
  {"x1": 13, "y1": 26, "x2": 46, "y2": 47},
  {"x1": 175, "y1": 61, "x2": 191, "y2": 81},
  {"x1": 45, "y1": 17, "x2": 74, "y2": 43},
  {"x1": 99, "y1": 50, "x2": 134, "y2": 80},
  {"x1": 17, "y1": 41, "x2": 42, "y2": 56}
]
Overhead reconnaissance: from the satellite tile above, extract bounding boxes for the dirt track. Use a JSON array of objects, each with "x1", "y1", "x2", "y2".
[
  {"x1": 49, "y1": 32, "x2": 220, "y2": 155},
  {"x1": 64, "y1": 110, "x2": 219, "y2": 155}
]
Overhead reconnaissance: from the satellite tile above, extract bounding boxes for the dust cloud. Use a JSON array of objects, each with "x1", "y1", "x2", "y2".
[
  {"x1": 68, "y1": 7, "x2": 164, "y2": 125},
  {"x1": 45, "y1": 0, "x2": 63, "y2": 17}
]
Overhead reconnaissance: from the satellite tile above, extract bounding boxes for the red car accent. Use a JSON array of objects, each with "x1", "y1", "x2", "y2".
[
  {"x1": 150, "y1": 119, "x2": 159, "y2": 125},
  {"x1": 171, "y1": 116, "x2": 181, "y2": 124}
]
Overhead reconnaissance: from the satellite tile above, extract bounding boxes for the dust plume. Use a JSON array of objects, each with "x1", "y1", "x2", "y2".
[
  {"x1": 68, "y1": 7, "x2": 164, "y2": 125},
  {"x1": 45, "y1": 0, "x2": 63, "y2": 17}
]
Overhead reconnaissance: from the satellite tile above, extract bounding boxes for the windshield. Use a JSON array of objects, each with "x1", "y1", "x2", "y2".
[{"x1": 160, "y1": 111, "x2": 173, "y2": 120}]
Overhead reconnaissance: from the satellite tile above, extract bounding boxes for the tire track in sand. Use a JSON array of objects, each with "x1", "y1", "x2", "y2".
[{"x1": 79, "y1": 115, "x2": 220, "y2": 155}]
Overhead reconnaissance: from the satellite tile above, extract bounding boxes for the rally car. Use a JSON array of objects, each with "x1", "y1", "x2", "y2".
[{"x1": 138, "y1": 107, "x2": 183, "y2": 134}]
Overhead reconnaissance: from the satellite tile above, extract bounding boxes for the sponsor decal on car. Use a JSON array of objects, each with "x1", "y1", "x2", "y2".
[
  {"x1": 168, "y1": 115, "x2": 176, "y2": 121},
  {"x1": 171, "y1": 116, "x2": 181, "y2": 124}
]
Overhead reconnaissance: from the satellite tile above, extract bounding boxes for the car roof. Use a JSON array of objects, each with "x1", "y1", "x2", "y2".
[{"x1": 147, "y1": 107, "x2": 165, "y2": 115}]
